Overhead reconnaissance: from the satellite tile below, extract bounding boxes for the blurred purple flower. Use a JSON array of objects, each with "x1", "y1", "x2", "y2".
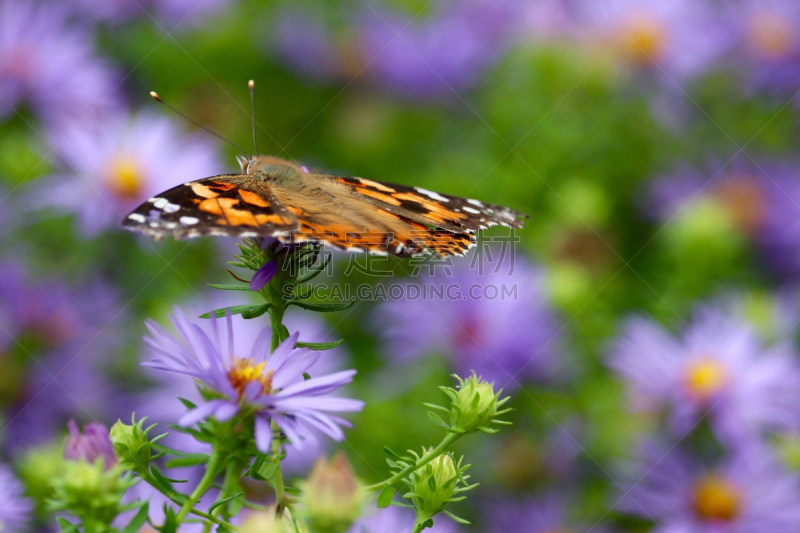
[
  {"x1": 376, "y1": 249, "x2": 562, "y2": 390},
  {"x1": 64, "y1": 420, "x2": 117, "y2": 469},
  {"x1": 645, "y1": 159, "x2": 800, "y2": 276},
  {"x1": 36, "y1": 110, "x2": 223, "y2": 236},
  {"x1": 0, "y1": 0, "x2": 119, "y2": 123},
  {"x1": 0, "y1": 464, "x2": 32, "y2": 533},
  {"x1": 66, "y1": 0, "x2": 233, "y2": 29},
  {"x1": 271, "y1": 6, "x2": 349, "y2": 82},
  {"x1": 608, "y1": 301, "x2": 800, "y2": 445},
  {"x1": 486, "y1": 495, "x2": 609, "y2": 533},
  {"x1": 573, "y1": 0, "x2": 733, "y2": 81},
  {"x1": 724, "y1": 0, "x2": 800, "y2": 96},
  {"x1": 142, "y1": 307, "x2": 362, "y2": 453},
  {"x1": 618, "y1": 443, "x2": 800, "y2": 532},
  {"x1": 349, "y1": 504, "x2": 461, "y2": 533},
  {"x1": 0, "y1": 263, "x2": 126, "y2": 452},
  {"x1": 359, "y1": 0, "x2": 520, "y2": 98}
]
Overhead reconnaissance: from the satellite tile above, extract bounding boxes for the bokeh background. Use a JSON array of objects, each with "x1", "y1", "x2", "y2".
[{"x1": 3, "y1": 0, "x2": 800, "y2": 531}]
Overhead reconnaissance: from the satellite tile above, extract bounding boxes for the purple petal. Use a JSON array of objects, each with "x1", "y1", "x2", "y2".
[
  {"x1": 250, "y1": 261, "x2": 278, "y2": 291},
  {"x1": 255, "y1": 416, "x2": 272, "y2": 453},
  {"x1": 179, "y1": 400, "x2": 226, "y2": 426}
]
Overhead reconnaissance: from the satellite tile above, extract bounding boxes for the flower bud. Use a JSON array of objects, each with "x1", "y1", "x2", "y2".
[
  {"x1": 49, "y1": 459, "x2": 133, "y2": 526},
  {"x1": 410, "y1": 453, "x2": 458, "y2": 521},
  {"x1": 300, "y1": 453, "x2": 364, "y2": 533},
  {"x1": 240, "y1": 506, "x2": 307, "y2": 533},
  {"x1": 449, "y1": 374, "x2": 503, "y2": 432},
  {"x1": 110, "y1": 418, "x2": 151, "y2": 471},
  {"x1": 18, "y1": 443, "x2": 63, "y2": 513},
  {"x1": 64, "y1": 420, "x2": 117, "y2": 470}
]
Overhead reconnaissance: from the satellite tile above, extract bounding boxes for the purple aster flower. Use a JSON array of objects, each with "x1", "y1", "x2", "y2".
[
  {"x1": 486, "y1": 495, "x2": 610, "y2": 533},
  {"x1": 375, "y1": 249, "x2": 562, "y2": 390},
  {"x1": 618, "y1": 443, "x2": 800, "y2": 532},
  {"x1": 65, "y1": 0, "x2": 233, "y2": 30},
  {"x1": 64, "y1": 420, "x2": 117, "y2": 469},
  {"x1": 136, "y1": 296, "x2": 348, "y2": 476},
  {"x1": 645, "y1": 159, "x2": 800, "y2": 277},
  {"x1": 572, "y1": 0, "x2": 733, "y2": 81},
  {"x1": 723, "y1": 0, "x2": 800, "y2": 96},
  {"x1": 359, "y1": 0, "x2": 521, "y2": 99},
  {"x1": 36, "y1": 110, "x2": 223, "y2": 236},
  {"x1": 349, "y1": 504, "x2": 461, "y2": 533},
  {"x1": 0, "y1": 464, "x2": 32, "y2": 533},
  {"x1": 608, "y1": 300, "x2": 800, "y2": 445},
  {"x1": 0, "y1": 265, "x2": 126, "y2": 452},
  {"x1": 142, "y1": 307, "x2": 363, "y2": 453},
  {"x1": 0, "y1": 0, "x2": 120, "y2": 124},
  {"x1": 271, "y1": 6, "x2": 350, "y2": 82}
]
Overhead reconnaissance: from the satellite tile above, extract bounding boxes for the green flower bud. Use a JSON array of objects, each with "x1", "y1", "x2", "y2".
[
  {"x1": 110, "y1": 418, "x2": 151, "y2": 471},
  {"x1": 409, "y1": 453, "x2": 458, "y2": 521},
  {"x1": 49, "y1": 459, "x2": 134, "y2": 527},
  {"x1": 300, "y1": 453, "x2": 364, "y2": 533},
  {"x1": 17, "y1": 443, "x2": 63, "y2": 516},
  {"x1": 240, "y1": 506, "x2": 307, "y2": 533},
  {"x1": 448, "y1": 373, "x2": 507, "y2": 433}
]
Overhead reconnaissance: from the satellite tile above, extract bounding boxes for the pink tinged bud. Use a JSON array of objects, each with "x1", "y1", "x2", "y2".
[
  {"x1": 64, "y1": 420, "x2": 117, "y2": 470},
  {"x1": 250, "y1": 260, "x2": 279, "y2": 291}
]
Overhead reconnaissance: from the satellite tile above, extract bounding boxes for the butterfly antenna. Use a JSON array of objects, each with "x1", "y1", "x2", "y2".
[
  {"x1": 248, "y1": 80, "x2": 258, "y2": 155},
  {"x1": 149, "y1": 91, "x2": 250, "y2": 157}
]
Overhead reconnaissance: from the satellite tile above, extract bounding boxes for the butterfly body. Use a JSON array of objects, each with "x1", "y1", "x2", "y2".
[{"x1": 123, "y1": 154, "x2": 528, "y2": 257}]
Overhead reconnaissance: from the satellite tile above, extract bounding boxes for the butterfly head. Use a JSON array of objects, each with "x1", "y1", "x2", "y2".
[{"x1": 236, "y1": 154, "x2": 309, "y2": 176}]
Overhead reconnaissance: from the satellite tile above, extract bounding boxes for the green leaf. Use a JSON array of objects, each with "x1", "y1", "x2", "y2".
[
  {"x1": 245, "y1": 454, "x2": 267, "y2": 477},
  {"x1": 296, "y1": 339, "x2": 345, "y2": 350},
  {"x1": 443, "y1": 510, "x2": 471, "y2": 524},
  {"x1": 57, "y1": 518, "x2": 78, "y2": 533},
  {"x1": 377, "y1": 485, "x2": 395, "y2": 508},
  {"x1": 165, "y1": 454, "x2": 210, "y2": 468},
  {"x1": 241, "y1": 303, "x2": 271, "y2": 319},
  {"x1": 208, "y1": 492, "x2": 244, "y2": 514},
  {"x1": 288, "y1": 300, "x2": 355, "y2": 313},
  {"x1": 199, "y1": 305, "x2": 263, "y2": 319},
  {"x1": 427, "y1": 411, "x2": 450, "y2": 429},
  {"x1": 207, "y1": 283, "x2": 252, "y2": 291},
  {"x1": 122, "y1": 502, "x2": 150, "y2": 533},
  {"x1": 158, "y1": 507, "x2": 179, "y2": 533}
]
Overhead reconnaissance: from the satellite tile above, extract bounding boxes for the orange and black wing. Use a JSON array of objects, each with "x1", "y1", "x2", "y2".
[
  {"x1": 122, "y1": 175, "x2": 299, "y2": 240},
  {"x1": 328, "y1": 176, "x2": 529, "y2": 233}
]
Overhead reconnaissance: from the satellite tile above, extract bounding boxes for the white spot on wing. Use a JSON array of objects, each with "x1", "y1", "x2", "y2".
[
  {"x1": 163, "y1": 202, "x2": 180, "y2": 213},
  {"x1": 127, "y1": 213, "x2": 146, "y2": 223},
  {"x1": 180, "y1": 216, "x2": 200, "y2": 225},
  {"x1": 415, "y1": 187, "x2": 450, "y2": 203},
  {"x1": 463, "y1": 206, "x2": 480, "y2": 214},
  {"x1": 467, "y1": 199, "x2": 483, "y2": 206},
  {"x1": 152, "y1": 198, "x2": 169, "y2": 209}
]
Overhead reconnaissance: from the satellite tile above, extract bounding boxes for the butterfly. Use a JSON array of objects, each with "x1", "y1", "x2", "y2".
[{"x1": 122, "y1": 154, "x2": 528, "y2": 257}]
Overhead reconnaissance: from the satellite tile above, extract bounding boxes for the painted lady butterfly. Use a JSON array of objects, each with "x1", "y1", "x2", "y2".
[
  {"x1": 122, "y1": 153, "x2": 528, "y2": 257},
  {"x1": 122, "y1": 87, "x2": 527, "y2": 256}
]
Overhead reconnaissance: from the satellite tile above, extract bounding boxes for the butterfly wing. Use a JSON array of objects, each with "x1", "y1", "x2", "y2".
[
  {"x1": 122, "y1": 174, "x2": 299, "y2": 239},
  {"x1": 269, "y1": 178, "x2": 475, "y2": 257},
  {"x1": 326, "y1": 175, "x2": 529, "y2": 232}
]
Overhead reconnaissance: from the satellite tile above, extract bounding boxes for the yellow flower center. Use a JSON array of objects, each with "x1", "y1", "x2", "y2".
[
  {"x1": 227, "y1": 357, "x2": 274, "y2": 399},
  {"x1": 693, "y1": 475, "x2": 741, "y2": 522},
  {"x1": 684, "y1": 357, "x2": 728, "y2": 401},
  {"x1": 106, "y1": 155, "x2": 144, "y2": 199},
  {"x1": 712, "y1": 176, "x2": 765, "y2": 235},
  {"x1": 749, "y1": 12, "x2": 794, "y2": 57},
  {"x1": 621, "y1": 15, "x2": 666, "y2": 64}
]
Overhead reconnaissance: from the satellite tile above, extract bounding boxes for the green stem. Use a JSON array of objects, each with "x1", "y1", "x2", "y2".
[
  {"x1": 412, "y1": 520, "x2": 427, "y2": 533},
  {"x1": 268, "y1": 303, "x2": 287, "y2": 352},
  {"x1": 272, "y1": 419, "x2": 287, "y2": 515},
  {"x1": 177, "y1": 450, "x2": 224, "y2": 521},
  {"x1": 364, "y1": 432, "x2": 461, "y2": 492},
  {"x1": 138, "y1": 470, "x2": 234, "y2": 528}
]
